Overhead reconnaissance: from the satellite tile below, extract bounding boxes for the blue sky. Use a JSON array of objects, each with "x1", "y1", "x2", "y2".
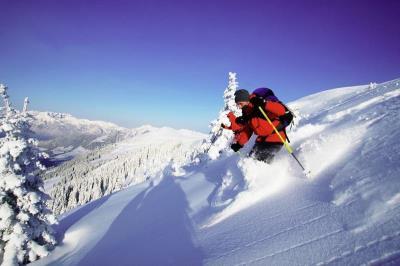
[{"x1": 1, "y1": 0, "x2": 399, "y2": 132}]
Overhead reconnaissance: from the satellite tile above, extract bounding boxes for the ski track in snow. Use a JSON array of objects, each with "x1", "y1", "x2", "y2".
[
  {"x1": 200, "y1": 202, "x2": 319, "y2": 241},
  {"x1": 317, "y1": 230, "x2": 400, "y2": 266},
  {"x1": 363, "y1": 249, "x2": 400, "y2": 266},
  {"x1": 236, "y1": 229, "x2": 344, "y2": 266},
  {"x1": 211, "y1": 214, "x2": 328, "y2": 261}
]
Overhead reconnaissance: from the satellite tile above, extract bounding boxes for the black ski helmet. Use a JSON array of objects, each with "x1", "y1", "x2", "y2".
[{"x1": 234, "y1": 89, "x2": 250, "y2": 103}]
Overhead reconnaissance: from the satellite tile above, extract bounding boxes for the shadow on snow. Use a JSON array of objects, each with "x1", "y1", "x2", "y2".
[
  {"x1": 54, "y1": 194, "x2": 112, "y2": 243},
  {"x1": 78, "y1": 176, "x2": 204, "y2": 266}
]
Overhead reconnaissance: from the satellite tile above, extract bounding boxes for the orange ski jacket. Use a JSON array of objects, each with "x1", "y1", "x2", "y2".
[{"x1": 223, "y1": 99, "x2": 287, "y2": 146}]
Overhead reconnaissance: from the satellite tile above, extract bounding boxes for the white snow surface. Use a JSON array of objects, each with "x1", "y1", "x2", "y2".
[{"x1": 33, "y1": 79, "x2": 400, "y2": 265}]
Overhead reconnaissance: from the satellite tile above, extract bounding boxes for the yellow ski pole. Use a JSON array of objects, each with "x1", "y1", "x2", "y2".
[{"x1": 258, "y1": 106, "x2": 310, "y2": 176}]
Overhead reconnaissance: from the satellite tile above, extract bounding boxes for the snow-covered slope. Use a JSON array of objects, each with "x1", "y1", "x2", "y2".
[
  {"x1": 45, "y1": 125, "x2": 205, "y2": 215},
  {"x1": 26, "y1": 111, "x2": 134, "y2": 164},
  {"x1": 34, "y1": 78, "x2": 400, "y2": 265}
]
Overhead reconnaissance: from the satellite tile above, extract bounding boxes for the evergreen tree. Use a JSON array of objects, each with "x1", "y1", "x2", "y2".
[
  {"x1": 0, "y1": 84, "x2": 56, "y2": 266},
  {"x1": 201, "y1": 72, "x2": 242, "y2": 160},
  {"x1": 0, "y1": 85, "x2": 12, "y2": 116},
  {"x1": 22, "y1": 98, "x2": 29, "y2": 114}
]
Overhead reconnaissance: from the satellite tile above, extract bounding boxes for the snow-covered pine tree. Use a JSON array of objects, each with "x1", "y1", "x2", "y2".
[
  {"x1": 0, "y1": 84, "x2": 56, "y2": 266},
  {"x1": 0, "y1": 88, "x2": 5, "y2": 120},
  {"x1": 0, "y1": 85, "x2": 12, "y2": 119},
  {"x1": 369, "y1": 82, "x2": 378, "y2": 90},
  {"x1": 22, "y1": 98, "x2": 29, "y2": 114},
  {"x1": 201, "y1": 72, "x2": 242, "y2": 160}
]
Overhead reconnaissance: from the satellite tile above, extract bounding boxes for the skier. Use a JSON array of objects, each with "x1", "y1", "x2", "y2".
[{"x1": 222, "y1": 88, "x2": 292, "y2": 163}]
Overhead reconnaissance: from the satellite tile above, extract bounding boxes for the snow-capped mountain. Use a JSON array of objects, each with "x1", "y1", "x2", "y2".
[
  {"x1": 45, "y1": 125, "x2": 206, "y2": 215},
  {"x1": 33, "y1": 78, "x2": 400, "y2": 265},
  {"x1": 26, "y1": 111, "x2": 134, "y2": 164}
]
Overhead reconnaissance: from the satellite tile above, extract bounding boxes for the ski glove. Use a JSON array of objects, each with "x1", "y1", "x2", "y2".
[
  {"x1": 231, "y1": 143, "x2": 243, "y2": 152},
  {"x1": 250, "y1": 96, "x2": 265, "y2": 107},
  {"x1": 235, "y1": 116, "x2": 247, "y2": 125},
  {"x1": 221, "y1": 123, "x2": 229, "y2": 129}
]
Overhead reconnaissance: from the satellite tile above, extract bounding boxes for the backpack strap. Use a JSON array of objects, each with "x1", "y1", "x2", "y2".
[{"x1": 279, "y1": 101, "x2": 296, "y2": 118}]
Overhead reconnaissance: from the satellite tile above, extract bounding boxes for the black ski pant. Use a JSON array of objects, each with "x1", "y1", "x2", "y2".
[{"x1": 249, "y1": 142, "x2": 283, "y2": 163}]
